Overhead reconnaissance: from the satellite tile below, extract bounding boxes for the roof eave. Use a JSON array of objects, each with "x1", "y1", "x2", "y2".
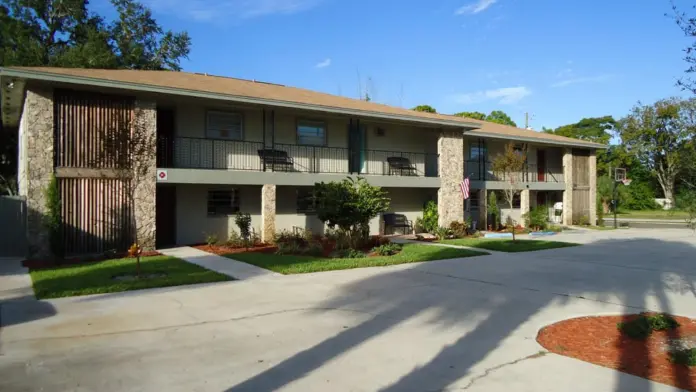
[
  {"x1": 464, "y1": 129, "x2": 607, "y2": 149},
  {"x1": 0, "y1": 67, "x2": 482, "y2": 130}
]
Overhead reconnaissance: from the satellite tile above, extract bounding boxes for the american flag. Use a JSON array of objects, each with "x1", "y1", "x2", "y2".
[{"x1": 460, "y1": 176, "x2": 470, "y2": 200}]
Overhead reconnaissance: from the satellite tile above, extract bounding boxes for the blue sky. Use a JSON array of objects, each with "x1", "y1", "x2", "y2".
[{"x1": 103, "y1": 0, "x2": 692, "y2": 129}]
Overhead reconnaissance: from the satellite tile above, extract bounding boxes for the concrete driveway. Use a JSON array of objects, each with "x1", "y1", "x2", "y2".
[{"x1": 2, "y1": 229, "x2": 696, "y2": 392}]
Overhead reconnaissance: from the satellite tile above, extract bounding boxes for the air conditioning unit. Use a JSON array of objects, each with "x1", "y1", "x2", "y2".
[{"x1": 375, "y1": 127, "x2": 385, "y2": 137}]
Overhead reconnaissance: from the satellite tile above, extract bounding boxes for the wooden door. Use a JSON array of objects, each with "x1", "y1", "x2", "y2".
[{"x1": 537, "y1": 150, "x2": 546, "y2": 182}]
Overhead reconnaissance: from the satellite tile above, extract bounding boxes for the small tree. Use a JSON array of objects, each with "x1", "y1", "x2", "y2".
[
  {"x1": 491, "y1": 143, "x2": 527, "y2": 240},
  {"x1": 95, "y1": 105, "x2": 157, "y2": 278},
  {"x1": 234, "y1": 212, "x2": 252, "y2": 250},
  {"x1": 488, "y1": 191, "x2": 499, "y2": 230},
  {"x1": 421, "y1": 200, "x2": 438, "y2": 233},
  {"x1": 314, "y1": 177, "x2": 389, "y2": 246},
  {"x1": 44, "y1": 175, "x2": 63, "y2": 259}
]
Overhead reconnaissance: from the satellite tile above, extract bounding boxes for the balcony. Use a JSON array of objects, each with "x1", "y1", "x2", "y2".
[
  {"x1": 157, "y1": 137, "x2": 439, "y2": 177},
  {"x1": 465, "y1": 160, "x2": 563, "y2": 183}
]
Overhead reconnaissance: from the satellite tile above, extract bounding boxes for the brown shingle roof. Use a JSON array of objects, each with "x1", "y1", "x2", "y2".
[{"x1": 2, "y1": 66, "x2": 604, "y2": 148}]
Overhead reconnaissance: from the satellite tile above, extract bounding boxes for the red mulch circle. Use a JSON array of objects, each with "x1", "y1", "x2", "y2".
[
  {"x1": 192, "y1": 244, "x2": 277, "y2": 255},
  {"x1": 537, "y1": 314, "x2": 696, "y2": 390}
]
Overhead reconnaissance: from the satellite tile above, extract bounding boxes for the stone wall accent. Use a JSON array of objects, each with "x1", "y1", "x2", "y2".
[
  {"x1": 562, "y1": 148, "x2": 574, "y2": 226},
  {"x1": 261, "y1": 184, "x2": 276, "y2": 243},
  {"x1": 589, "y1": 150, "x2": 598, "y2": 226},
  {"x1": 132, "y1": 100, "x2": 157, "y2": 250},
  {"x1": 437, "y1": 130, "x2": 464, "y2": 227},
  {"x1": 22, "y1": 87, "x2": 54, "y2": 259},
  {"x1": 478, "y1": 189, "x2": 487, "y2": 230},
  {"x1": 520, "y1": 189, "x2": 530, "y2": 227}
]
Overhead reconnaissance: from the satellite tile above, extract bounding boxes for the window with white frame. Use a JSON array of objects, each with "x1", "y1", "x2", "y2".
[
  {"x1": 297, "y1": 120, "x2": 326, "y2": 146},
  {"x1": 207, "y1": 189, "x2": 240, "y2": 216},
  {"x1": 207, "y1": 111, "x2": 243, "y2": 140}
]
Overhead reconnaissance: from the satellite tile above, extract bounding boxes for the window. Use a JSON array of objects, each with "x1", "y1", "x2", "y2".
[
  {"x1": 468, "y1": 191, "x2": 479, "y2": 211},
  {"x1": 297, "y1": 120, "x2": 326, "y2": 146},
  {"x1": 207, "y1": 111, "x2": 243, "y2": 140},
  {"x1": 207, "y1": 190, "x2": 239, "y2": 216},
  {"x1": 296, "y1": 188, "x2": 316, "y2": 214},
  {"x1": 470, "y1": 145, "x2": 487, "y2": 161},
  {"x1": 512, "y1": 193, "x2": 521, "y2": 209}
]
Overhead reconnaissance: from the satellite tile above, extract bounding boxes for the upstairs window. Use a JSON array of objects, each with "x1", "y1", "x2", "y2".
[
  {"x1": 207, "y1": 111, "x2": 243, "y2": 140},
  {"x1": 469, "y1": 144, "x2": 487, "y2": 161},
  {"x1": 207, "y1": 189, "x2": 240, "y2": 216},
  {"x1": 297, "y1": 120, "x2": 326, "y2": 146}
]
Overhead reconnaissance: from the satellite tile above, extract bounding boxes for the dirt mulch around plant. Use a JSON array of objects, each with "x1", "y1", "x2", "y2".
[
  {"x1": 537, "y1": 314, "x2": 696, "y2": 390},
  {"x1": 192, "y1": 244, "x2": 276, "y2": 255}
]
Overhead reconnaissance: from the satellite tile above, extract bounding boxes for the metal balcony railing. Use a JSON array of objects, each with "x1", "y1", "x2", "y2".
[
  {"x1": 465, "y1": 160, "x2": 563, "y2": 183},
  {"x1": 157, "y1": 137, "x2": 438, "y2": 177}
]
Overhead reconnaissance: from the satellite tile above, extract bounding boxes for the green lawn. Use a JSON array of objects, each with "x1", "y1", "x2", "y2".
[
  {"x1": 30, "y1": 255, "x2": 231, "y2": 299},
  {"x1": 439, "y1": 238, "x2": 580, "y2": 253},
  {"x1": 581, "y1": 225, "x2": 617, "y2": 230},
  {"x1": 617, "y1": 209, "x2": 690, "y2": 220},
  {"x1": 228, "y1": 243, "x2": 488, "y2": 274}
]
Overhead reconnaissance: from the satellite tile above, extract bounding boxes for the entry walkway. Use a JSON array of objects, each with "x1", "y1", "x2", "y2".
[
  {"x1": 159, "y1": 247, "x2": 282, "y2": 281},
  {"x1": 0, "y1": 258, "x2": 34, "y2": 301}
]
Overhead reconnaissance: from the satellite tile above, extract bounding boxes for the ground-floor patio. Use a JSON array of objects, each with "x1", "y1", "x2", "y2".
[{"x1": 3, "y1": 228, "x2": 693, "y2": 391}]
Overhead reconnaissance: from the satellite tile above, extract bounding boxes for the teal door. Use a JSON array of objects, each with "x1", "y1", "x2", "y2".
[{"x1": 348, "y1": 119, "x2": 366, "y2": 173}]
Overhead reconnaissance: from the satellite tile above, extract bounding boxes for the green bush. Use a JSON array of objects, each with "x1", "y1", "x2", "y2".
[
  {"x1": 204, "y1": 233, "x2": 219, "y2": 246},
  {"x1": 235, "y1": 212, "x2": 252, "y2": 247},
  {"x1": 624, "y1": 181, "x2": 660, "y2": 210},
  {"x1": 276, "y1": 241, "x2": 301, "y2": 255},
  {"x1": 433, "y1": 226, "x2": 452, "y2": 240},
  {"x1": 44, "y1": 175, "x2": 64, "y2": 258},
  {"x1": 488, "y1": 192, "x2": 500, "y2": 230},
  {"x1": 227, "y1": 231, "x2": 244, "y2": 248},
  {"x1": 523, "y1": 205, "x2": 548, "y2": 230},
  {"x1": 274, "y1": 229, "x2": 307, "y2": 247},
  {"x1": 421, "y1": 201, "x2": 439, "y2": 233},
  {"x1": 573, "y1": 215, "x2": 590, "y2": 226},
  {"x1": 671, "y1": 348, "x2": 696, "y2": 366},
  {"x1": 301, "y1": 242, "x2": 324, "y2": 256},
  {"x1": 448, "y1": 221, "x2": 469, "y2": 238},
  {"x1": 372, "y1": 243, "x2": 402, "y2": 256},
  {"x1": 336, "y1": 248, "x2": 365, "y2": 259},
  {"x1": 617, "y1": 313, "x2": 679, "y2": 339}
]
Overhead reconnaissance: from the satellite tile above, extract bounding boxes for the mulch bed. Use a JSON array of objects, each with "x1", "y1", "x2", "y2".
[
  {"x1": 537, "y1": 314, "x2": 696, "y2": 390},
  {"x1": 24, "y1": 251, "x2": 162, "y2": 270},
  {"x1": 192, "y1": 244, "x2": 277, "y2": 255}
]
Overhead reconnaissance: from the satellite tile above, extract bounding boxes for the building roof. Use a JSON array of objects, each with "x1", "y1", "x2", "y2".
[{"x1": 0, "y1": 66, "x2": 604, "y2": 149}]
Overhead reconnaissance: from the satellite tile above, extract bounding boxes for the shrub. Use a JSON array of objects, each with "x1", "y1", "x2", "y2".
[
  {"x1": 250, "y1": 228, "x2": 262, "y2": 246},
  {"x1": 276, "y1": 241, "x2": 301, "y2": 255},
  {"x1": 624, "y1": 181, "x2": 660, "y2": 210},
  {"x1": 548, "y1": 225, "x2": 563, "y2": 233},
  {"x1": 422, "y1": 201, "x2": 439, "y2": 233},
  {"x1": 488, "y1": 192, "x2": 500, "y2": 230},
  {"x1": 523, "y1": 205, "x2": 548, "y2": 230},
  {"x1": 301, "y1": 241, "x2": 324, "y2": 257},
  {"x1": 235, "y1": 212, "x2": 252, "y2": 247},
  {"x1": 617, "y1": 313, "x2": 679, "y2": 339},
  {"x1": 44, "y1": 175, "x2": 63, "y2": 258},
  {"x1": 204, "y1": 233, "x2": 219, "y2": 247},
  {"x1": 336, "y1": 248, "x2": 365, "y2": 259},
  {"x1": 433, "y1": 226, "x2": 452, "y2": 240},
  {"x1": 274, "y1": 229, "x2": 306, "y2": 247},
  {"x1": 227, "y1": 231, "x2": 244, "y2": 248},
  {"x1": 573, "y1": 215, "x2": 590, "y2": 226},
  {"x1": 372, "y1": 243, "x2": 402, "y2": 256},
  {"x1": 448, "y1": 221, "x2": 468, "y2": 238},
  {"x1": 414, "y1": 217, "x2": 425, "y2": 234},
  {"x1": 671, "y1": 348, "x2": 696, "y2": 366}
]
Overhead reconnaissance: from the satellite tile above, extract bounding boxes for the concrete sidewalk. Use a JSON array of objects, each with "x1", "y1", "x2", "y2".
[
  {"x1": 160, "y1": 246, "x2": 282, "y2": 281},
  {"x1": 0, "y1": 258, "x2": 34, "y2": 301}
]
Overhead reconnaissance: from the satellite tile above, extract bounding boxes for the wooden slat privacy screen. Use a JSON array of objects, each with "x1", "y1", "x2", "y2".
[
  {"x1": 54, "y1": 90, "x2": 136, "y2": 255},
  {"x1": 54, "y1": 89, "x2": 135, "y2": 168},
  {"x1": 571, "y1": 149, "x2": 591, "y2": 221}
]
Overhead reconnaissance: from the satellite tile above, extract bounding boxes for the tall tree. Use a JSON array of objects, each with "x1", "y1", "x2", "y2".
[
  {"x1": 674, "y1": 2, "x2": 696, "y2": 95},
  {"x1": 548, "y1": 116, "x2": 615, "y2": 144},
  {"x1": 454, "y1": 111, "x2": 486, "y2": 120},
  {"x1": 491, "y1": 142, "x2": 527, "y2": 240},
  {"x1": 412, "y1": 105, "x2": 436, "y2": 113},
  {"x1": 486, "y1": 110, "x2": 517, "y2": 127},
  {"x1": 617, "y1": 98, "x2": 696, "y2": 204}
]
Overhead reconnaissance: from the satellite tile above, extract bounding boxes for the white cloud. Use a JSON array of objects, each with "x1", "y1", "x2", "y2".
[
  {"x1": 144, "y1": 0, "x2": 322, "y2": 22},
  {"x1": 551, "y1": 74, "x2": 613, "y2": 88},
  {"x1": 556, "y1": 68, "x2": 573, "y2": 78},
  {"x1": 455, "y1": 0, "x2": 497, "y2": 15},
  {"x1": 315, "y1": 58, "x2": 331, "y2": 69},
  {"x1": 451, "y1": 86, "x2": 531, "y2": 105}
]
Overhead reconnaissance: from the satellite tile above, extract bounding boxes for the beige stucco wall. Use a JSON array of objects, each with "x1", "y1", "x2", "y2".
[
  {"x1": 175, "y1": 184, "x2": 263, "y2": 245},
  {"x1": 171, "y1": 98, "x2": 438, "y2": 175}
]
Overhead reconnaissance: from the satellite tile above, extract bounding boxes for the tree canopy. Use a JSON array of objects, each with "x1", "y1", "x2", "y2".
[
  {"x1": 453, "y1": 111, "x2": 486, "y2": 120},
  {"x1": 617, "y1": 97, "x2": 696, "y2": 204},
  {"x1": 0, "y1": 0, "x2": 191, "y2": 70},
  {"x1": 544, "y1": 116, "x2": 616, "y2": 145},
  {"x1": 486, "y1": 110, "x2": 517, "y2": 127},
  {"x1": 412, "y1": 105, "x2": 437, "y2": 113}
]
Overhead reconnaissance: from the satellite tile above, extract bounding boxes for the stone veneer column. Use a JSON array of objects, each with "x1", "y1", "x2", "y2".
[
  {"x1": 520, "y1": 189, "x2": 530, "y2": 228},
  {"x1": 589, "y1": 150, "x2": 598, "y2": 226},
  {"x1": 437, "y1": 130, "x2": 464, "y2": 227},
  {"x1": 22, "y1": 88, "x2": 54, "y2": 259},
  {"x1": 133, "y1": 100, "x2": 157, "y2": 249},
  {"x1": 478, "y1": 189, "x2": 487, "y2": 230},
  {"x1": 261, "y1": 184, "x2": 276, "y2": 243},
  {"x1": 562, "y1": 148, "x2": 574, "y2": 225}
]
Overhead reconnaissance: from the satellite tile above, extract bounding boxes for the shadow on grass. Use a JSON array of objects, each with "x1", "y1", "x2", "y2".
[{"x1": 226, "y1": 236, "x2": 696, "y2": 392}]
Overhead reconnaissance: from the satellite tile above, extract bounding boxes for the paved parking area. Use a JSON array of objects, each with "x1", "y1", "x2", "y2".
[{"x1": 1, "y1": 228, "x2": 695, "y2": 391}]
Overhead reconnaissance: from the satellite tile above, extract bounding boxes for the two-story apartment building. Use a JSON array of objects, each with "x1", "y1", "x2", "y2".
[{"x1": 0, "y1": 67, "x2": 603, "y2": 258}]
